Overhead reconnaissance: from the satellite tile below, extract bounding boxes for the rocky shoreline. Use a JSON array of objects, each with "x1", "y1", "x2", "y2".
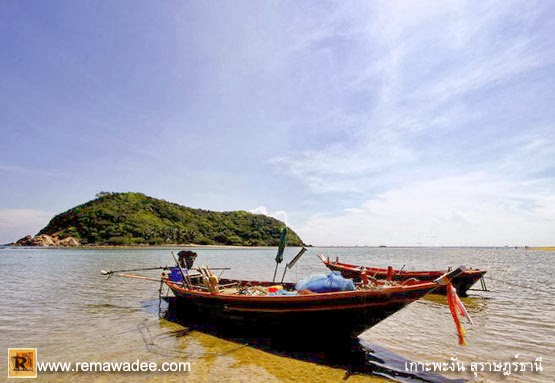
[
  {"x1": 6, "y1": 235, "x2": 292, "y2": 249},
  {"x1": 12, "y1": 234, "x2": 80, "y2": 247}
]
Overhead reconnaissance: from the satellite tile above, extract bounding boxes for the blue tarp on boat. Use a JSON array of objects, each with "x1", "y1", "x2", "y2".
[{"x1": 295, "y1": 271, "x2": 355, "y2": 293}]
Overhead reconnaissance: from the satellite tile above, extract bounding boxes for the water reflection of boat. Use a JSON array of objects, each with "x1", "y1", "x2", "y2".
[
  {"x1": 361, "y1": 341, "x2": 466, "y2": 383},
  {"x1": 422, "y1": 292, "x2": 488, "y2": 317},
  {"x1": 318, "y1": 255, "x2": 487, "y2": 297},
  {"x1": 159, "y1": 298, "x2": 465, "y2": 383}
]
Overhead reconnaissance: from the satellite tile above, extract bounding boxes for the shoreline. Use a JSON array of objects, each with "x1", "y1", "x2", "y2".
[
  {"x1": 1, "y1": 244, "x2": 295, "y2": 250},
  {"x1": 4, "y1": 243, "x2": 555, "y2": 250}
]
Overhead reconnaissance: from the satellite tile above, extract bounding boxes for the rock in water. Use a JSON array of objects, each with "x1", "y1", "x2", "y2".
[{"x1": 13, "y1": 234, "x2": 80, "y2": 247}]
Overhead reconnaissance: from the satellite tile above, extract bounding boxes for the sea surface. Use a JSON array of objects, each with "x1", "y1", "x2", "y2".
[{"x1": 0, "y1": 246, "x2": 553, "y2": 382}]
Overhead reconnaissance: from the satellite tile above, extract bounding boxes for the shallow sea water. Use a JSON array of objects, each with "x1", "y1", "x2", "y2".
[{"x1": 0, "y1": 247, "x2": 552, "y2": 382}]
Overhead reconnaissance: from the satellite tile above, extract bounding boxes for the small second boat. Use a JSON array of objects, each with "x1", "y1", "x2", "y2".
[{"x1": 318, "y1": 254, "x2": 486, "y2": 297}]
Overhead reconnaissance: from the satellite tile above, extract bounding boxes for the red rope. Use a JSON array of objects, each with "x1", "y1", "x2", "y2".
[{"x1": 447, "y1": 283, "x2": 467, "y2": 346}]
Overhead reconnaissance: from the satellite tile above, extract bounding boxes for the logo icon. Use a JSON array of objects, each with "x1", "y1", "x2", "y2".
[{"x1": 8, "y1": 348, "x2": 37, "y2": 378}]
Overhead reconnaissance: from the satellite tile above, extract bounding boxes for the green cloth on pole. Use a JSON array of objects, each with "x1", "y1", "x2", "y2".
[{"x1": 275, "y1": 227, "x2": 287, "y2": 264}]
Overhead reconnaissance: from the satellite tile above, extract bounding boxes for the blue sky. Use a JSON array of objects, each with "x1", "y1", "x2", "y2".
[{"x1": 1, "y1": 1, "x2": 554, "y2": 246}]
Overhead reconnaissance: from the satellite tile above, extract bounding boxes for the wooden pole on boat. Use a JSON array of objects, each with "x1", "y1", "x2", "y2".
[
  {"x1": 100, "y1": 271, "x2": 163, "y2": 282},
  {"x1": 116, "y1": 273, "x2": 161, "y2": 282},
  {"x1": 101, "y1": 266, "x2": 170, "y2": 276},
  {"x1": 171, "y1": 251, "x2": 192, "y2": 288},
  {"x1": 386, "y1": 266, "x2": 393, "y2": 281},
  {"x1": 280, "y1": 247, "x2": 307, "y2": 283}
]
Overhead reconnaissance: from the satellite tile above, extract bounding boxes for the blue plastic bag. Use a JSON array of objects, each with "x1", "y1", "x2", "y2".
[{"x1": 295, "y1": 271, "x2": 355, "y2": 293}]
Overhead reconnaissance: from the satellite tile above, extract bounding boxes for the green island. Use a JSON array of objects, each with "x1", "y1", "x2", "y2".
[{"x1": 26, "y1": 192, "x2": 303, "y2": 247}]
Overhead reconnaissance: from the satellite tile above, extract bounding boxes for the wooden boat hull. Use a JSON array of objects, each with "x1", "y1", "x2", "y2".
[
  {"x1": 321, "y1": 257, "x2": 486, "y2": 297},
  {"x1": 164, "y1": 278, "x2": 438, "y2": 348}
]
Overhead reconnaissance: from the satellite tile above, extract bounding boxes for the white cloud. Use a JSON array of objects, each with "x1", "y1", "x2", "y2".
[
  {"x1": 272, "y1": 1, "x2": 552, "y2": 197},
  {"x1": 249, "y1": 206, "x2": 288, "y2": 224},
  {"x1": 271, "y1": 120, "x2": 418, "y2": 193},
  {"x1": 0, "y1": 209, "x2": 53, "y2": 244},
  {"x1": 297, "y1": 173, "x2": 555, "y2": 247}
]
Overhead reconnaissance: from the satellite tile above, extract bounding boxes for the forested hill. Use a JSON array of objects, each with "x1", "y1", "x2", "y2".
[{"x1": 38, "y1": 192, "x2": 304, "y2": 246}]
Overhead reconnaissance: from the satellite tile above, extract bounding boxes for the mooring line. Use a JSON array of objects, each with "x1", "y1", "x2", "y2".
[{"x1": 484, "y1": 275, "x2": 552, "y2": 295}]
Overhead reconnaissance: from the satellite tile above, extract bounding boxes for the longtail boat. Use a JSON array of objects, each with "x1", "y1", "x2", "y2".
[
  {"x1": 162, "y1": 266, "x2": 464, "y2": 350},
  {"x1": 318, "y1": 254, "x2": 486, "y2": 297},
  {"x1": 103, "y1": 248, "x2": 473, "y2": 351}
]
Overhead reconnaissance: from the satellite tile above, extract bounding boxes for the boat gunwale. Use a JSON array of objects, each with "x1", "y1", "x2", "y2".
[{"x1": 164, "y1": 278, "x2": 438, "y2": 303}]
